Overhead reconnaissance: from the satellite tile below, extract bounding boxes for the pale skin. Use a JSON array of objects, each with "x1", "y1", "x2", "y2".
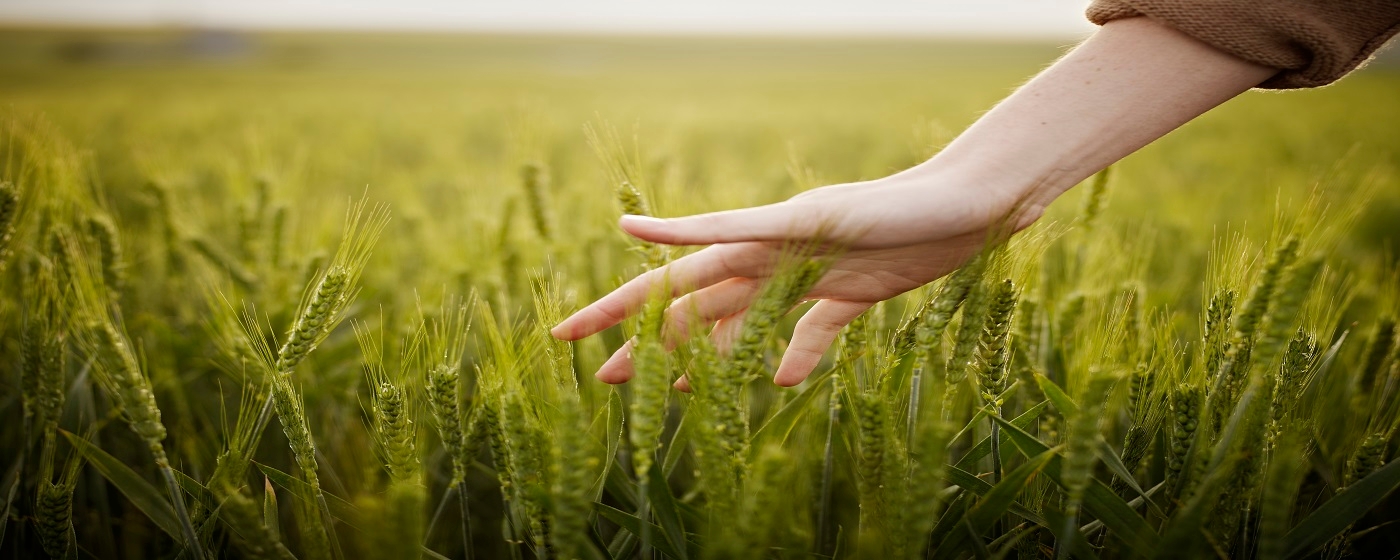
[{"x1": 551, "y1": 16, "x2": 1277, "y2": 390}]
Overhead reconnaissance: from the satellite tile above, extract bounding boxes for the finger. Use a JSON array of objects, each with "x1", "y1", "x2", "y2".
[
  {"x1": 664, "y1": 278, "x2": 760, "y2": 346},
  {"x1": 552, "y1": 244, "x2": 762, "y2": 341},
  {"x1": 595, "y1": 339, "x2": 636, "y2": 384},
  {"x1": 594, "y1": 279, "x2": 760, "y2": 384},
  {"x1": 773, "y1": 299, "x2": 871, "y2": 387},
  {"x1": 710, "y1": 311, "x2": 747, "y2": 356},
  {"x1": 620, "y1": 202, "x2": 819, "y2": 245},
  {"x1": 676, "y1": 310, "x2": 749, "y2": 393}
]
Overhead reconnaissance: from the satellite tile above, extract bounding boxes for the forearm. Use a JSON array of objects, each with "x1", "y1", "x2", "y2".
[{"x1": 910, "y1": 17, "x2": 1276, "y2": 217}]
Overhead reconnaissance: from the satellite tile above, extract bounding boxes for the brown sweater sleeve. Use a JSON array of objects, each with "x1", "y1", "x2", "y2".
[{"x1": 1087, "y1": 0, "x2": 1400, "y2": 88}]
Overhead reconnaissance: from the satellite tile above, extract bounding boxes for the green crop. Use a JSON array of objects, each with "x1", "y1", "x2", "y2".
[{"x1": 1, "y1": 30, "x2": 1398, "y2": 559}]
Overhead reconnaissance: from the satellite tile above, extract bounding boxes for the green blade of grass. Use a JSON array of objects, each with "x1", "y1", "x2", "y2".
[
  {"x1": 955, "y1": 400, "x2": 1049, "y2": 469},
  {"x1": 593, "y1": 389, "x2": 625, "y2": 502},
  {"x1": 254, "y1": 462, "x2": 359, "y2": 528},
  {"x1": 945, "y1": 465, "x2": 1049, "y2": 527},
  {"x1": 595, "y1": 502, "x2": 688, "y2": 559},
  {"x1": 1297, "y1": 331, "x2": 1348, "y2": 406},
  {"x1": 965, "y1": 518, "x2": 993, "y2": 559},
  {"x1": 424, "y1": 483, "x2": 454, "y2": 547},
  {"x1": 645, "y1": 462, "x2": 690, "y2": 560},
  {"x1": 989, "y1": 523, "x2": 1041, "y2": 560},
  {"x1": 604, "y1": 461, "x2": 639, "y2": 511},
  {"x1": 934, "y1": 448, "x2": 1056, "y2": 560},
  {"x1": 1283, "y1": 458, "x2": 1400, "y2": 559},
  {"x1": 1034, "y1": 373, "x2": 1078, "y2": 416},
  {"x1": 586, "y1": 525, "x2": 616, "y2": 560},
  {"x1": 159, "y1": 466, "x2": 208, "y2": 560},
  {"x1": 947, "y1": 408, "x2": 991, "y2": 448},
  {"x1": 169, "y1": 468, "x2": 211, "y2": 506},
  {"x1": 1080, "y1": 481, "x2": 1164, "y2": 537},
  {"x1": 607, "y1": 525, "x2": 639, "y2": 559},
  {"x1": 662, "y1": 403, "x2": 692, "y2": 477},
  {"x1": 264, "y1": 477, "x2": 281, "y2": 541},
  {"x1": 1095, "y1": 438, "x2": 1160, "y2": 515},
  {"x1": 1040, "y1": 508, "x2": 1100, "y2": 560},
  {"x1": 0, "y1": 453, "x2": 23, "y2": 548},
  {"x1": 927, "y1": 490, "x2": 970, "y2": 551},
  {"x1": 1154, "y1": 453, "x2": 1241, "y2": 559},
  {"x1": 751, "y1": 371, "x2": 832, "y2": 455},
  {"x1": 196, "y1": 501, "x2": 225, "y2": 546},
  {"x1": 990, "y1": 415, "x2": 1160, "y2": 557},
  {"x1": 62, "y1": 430, "x2": 183, "y2": 541}
]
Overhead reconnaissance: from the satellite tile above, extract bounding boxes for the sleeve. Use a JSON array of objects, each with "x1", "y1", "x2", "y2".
[{"x1": 1086, "y1": 0, "x2": 1400, "y2": 89}]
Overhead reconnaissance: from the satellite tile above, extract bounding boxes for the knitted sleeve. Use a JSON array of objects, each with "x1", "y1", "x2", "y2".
[{"x1": 1087, "y1": 0, "x2": 1400, "y2": 88}]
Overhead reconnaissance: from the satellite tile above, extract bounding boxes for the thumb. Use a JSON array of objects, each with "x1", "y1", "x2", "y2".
[{"x1": 620, "y1": 202, "x2": 813, "y2": 245}]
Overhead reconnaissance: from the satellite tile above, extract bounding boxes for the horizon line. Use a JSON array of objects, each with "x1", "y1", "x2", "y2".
[{"x1": 0, "y1": 19, "x2": 1095, "y2": 42}]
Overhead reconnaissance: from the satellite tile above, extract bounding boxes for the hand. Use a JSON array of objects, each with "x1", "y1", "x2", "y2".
[
  {"x1": 550, "y1": 165, "x2": 1035, "y2": 389},
  {"x1": 551, "y1": 16, "x2": 1274, "y2": 391}
]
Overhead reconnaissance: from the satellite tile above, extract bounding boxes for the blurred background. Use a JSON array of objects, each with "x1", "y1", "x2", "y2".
[
  {"x1": 1, "y1": 0, "x2": 1396, "y2": 252},
  {"x1": 1, "y1": 0, "x2": 1097, "y2": 35},
  {"x1": 0, "y1": 1, "x2": 1108, "y2": 86},
  {"x1": 1, "y1": 0, "x2": 1397, "y2": 296},
  {"x1": 2, "y1": 3, "x2": 1399, "y2": 558}
]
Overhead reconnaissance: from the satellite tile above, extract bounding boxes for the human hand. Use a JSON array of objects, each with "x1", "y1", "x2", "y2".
[
  {"x1": 551, "y1": 16, "x2": 1275, "y2": 391},
  {"x1": 550, "y1": 165, "x2": 1036, "y2": 389}
]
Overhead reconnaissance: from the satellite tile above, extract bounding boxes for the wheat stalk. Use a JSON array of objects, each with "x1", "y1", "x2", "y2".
[
  {"x1": 520, "y1": 162, "x2": 552, "y2": 240},
  {"x1": 0, "y1": 180, "x2": 19, "y2": 270},
  {"x1": 84, "y1": 213, "x2": 125, "y2": 294},
  {"x1": 629, "y1": 294, "x2": 670, "y2": 477}
]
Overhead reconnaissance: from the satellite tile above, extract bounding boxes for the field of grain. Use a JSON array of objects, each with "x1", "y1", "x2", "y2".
[{"x1": 1, "y1": 29, "x2": 1399, "y2": 559}]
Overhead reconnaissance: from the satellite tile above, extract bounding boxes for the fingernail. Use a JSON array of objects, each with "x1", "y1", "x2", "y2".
[{"x1": 620, "y1": 214, "x2": 666, "y2": 227}]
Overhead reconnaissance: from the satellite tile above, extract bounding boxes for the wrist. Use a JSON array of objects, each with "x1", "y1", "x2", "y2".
[
  {"x1": 899, "y1": 153, "x2": 1055, "y2": 228},
  {"x1": 889, "y1": 16, "x2": 1274, "y2": 235}
]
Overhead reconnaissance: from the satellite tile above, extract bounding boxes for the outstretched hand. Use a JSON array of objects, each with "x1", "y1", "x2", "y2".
[
  {"x1": 551, "y1": 15, "x2": 1276, "y2": 391},
  {"x1": 550, "y1": 167, "x2": 1034, "y2": 389}
]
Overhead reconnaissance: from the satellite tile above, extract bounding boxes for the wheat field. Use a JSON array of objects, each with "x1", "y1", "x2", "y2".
[{"x1": 1, "y1": 29, "x2": 1399, "y2": 559}]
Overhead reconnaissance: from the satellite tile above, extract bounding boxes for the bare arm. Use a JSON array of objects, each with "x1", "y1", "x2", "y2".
[
  {"x1": 914, "y1": 16, "x2": 1276, "y2": 222},
  {"x1": 553, "y1": 17, "x2": 1277, "y2": 388}
]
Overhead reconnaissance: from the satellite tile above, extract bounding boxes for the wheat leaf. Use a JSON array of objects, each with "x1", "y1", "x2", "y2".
[
  {"x1": 593, "y1": 389, "x2": 625, "y2": 502},
  {"x1": 595, "y1": 502, "x2": 688, "y2": 559},
  {"x1": 751, "y1": 371, "x2": 833, "y2": 455},
  {"x1": 1283, "y1": 458, "x2": 1400, "y2": 559},
  {"x1": 645, "y1": 462, "x2": 690, "y2": 560},
  {"x1": 956, "y1": 400, "x2": 1049, "y2": 469},
  {"x1": 934, "y1": 448, "x2": 1056, "y2": 559},
  {"x1": 63, "y1": 430, "x2": 183, "y2": 541},
  {"x1": 990, "y1": 415, "x2": 1159, "y2": 556},
  {"x1": 254, "y1": 462, "x2": 359, "y2": 528},
  {"x1": 1034, "y1": 373, "x2": 1079, "y2": 416},
  {"x1": 0, "y1": 453, "x2": 23, "y2": 548}
]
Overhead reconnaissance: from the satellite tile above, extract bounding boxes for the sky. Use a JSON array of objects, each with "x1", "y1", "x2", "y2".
[{"x1": 0, "y1": 0, "x2": 1098, "y2": 37}]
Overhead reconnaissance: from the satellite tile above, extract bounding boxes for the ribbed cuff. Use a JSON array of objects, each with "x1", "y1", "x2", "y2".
[{"x1": 1087, "y1": 0, "x2": 1400, "y2": 89}]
